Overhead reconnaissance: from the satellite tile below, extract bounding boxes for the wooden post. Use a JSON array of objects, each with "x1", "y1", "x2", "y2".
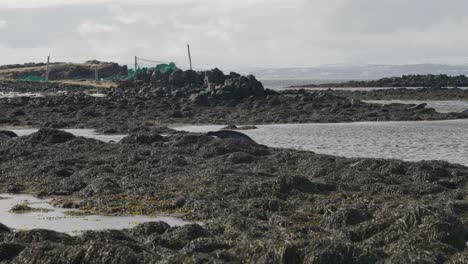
[
  {"x1": 45, "y1": 55, "x2": 50, "y2": 82},
  {"x1": 95, "y1": 66, "x2": 99, "y2": 82},
  {"x1": 134, "y1": 56, "x2": 138, "y2": 71},
  {"x1": 187, "y1": 44, "x2": 192, "y2": 70}
]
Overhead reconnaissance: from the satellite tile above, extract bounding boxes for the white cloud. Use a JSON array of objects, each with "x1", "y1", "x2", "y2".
[
  {"x1": 1, "y1": 0, "x2": 468, "y2": 68},
  {"x1": 0, "y1": 20, "x2": 7, "y2": 28},
  {"x1": 0, "y1": 0, "x2": 113, "y2": 8},
  {"x1": 0, "y1": 0, "x2": 305, "y2": 9},
  {"x1": 77, "y1": 21, "x2": 119, "y2": 36}
]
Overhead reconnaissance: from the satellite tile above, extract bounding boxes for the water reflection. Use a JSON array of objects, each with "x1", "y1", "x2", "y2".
[{"x1": 0, "y1": 193, "x2": 194, "y2": 234}]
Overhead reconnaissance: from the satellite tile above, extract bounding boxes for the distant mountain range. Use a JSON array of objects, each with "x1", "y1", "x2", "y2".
[{"x1": 243, "y1": 64, "x2": 468, "y2": 80}]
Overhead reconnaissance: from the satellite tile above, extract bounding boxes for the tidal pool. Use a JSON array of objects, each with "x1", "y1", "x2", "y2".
[
  {"x1": 0, "y1": 194, "x2": 194, "y2": 234},
  {"x1": 0, "y1": 92, "x2": 45, "y2": 98},
  {"x1": 173, "y1": 119, "x2": 468, "y2": 166},
  {"x1": 4, "y1": 128, "x2": 127, "y2": 143},
  {"x1": 364, "y1": 100, "x2": 468, "y2": 113}
]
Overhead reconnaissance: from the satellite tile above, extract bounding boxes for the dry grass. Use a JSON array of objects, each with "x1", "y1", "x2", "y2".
[{"x1": 60, "y1": 80, "x2": 115, "y2": 88}]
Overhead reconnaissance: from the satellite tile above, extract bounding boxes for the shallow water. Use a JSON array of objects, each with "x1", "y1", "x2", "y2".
[
  {"x1": 293, "y1": 87, "x2": 468, "y2": 91},
  {"x1": 0, "y1": 193, "x2": 194, "y2": 234},
  {"x1": 173, "y1": 119, "x2": 468, "y2": 166},
  {"x1": 364, "y1": 100, "x2": 468, "y2": 113},
  {"x1": 87, "y1": 93, "x2": 106, "y2": 98},
  {"x1": 259, "y1": 80, "x2": 468, "y2": 91},
  {"x1": 4, "y1": 128, "x2": 126, "y2": 143},
  {"x1": 0, "y1": 92, "x2": 45, "y2": 98}
]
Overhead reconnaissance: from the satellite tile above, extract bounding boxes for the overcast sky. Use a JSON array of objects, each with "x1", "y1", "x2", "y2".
[{"x1": 1, "y1": 0, "x2": 468, "y2": 69}]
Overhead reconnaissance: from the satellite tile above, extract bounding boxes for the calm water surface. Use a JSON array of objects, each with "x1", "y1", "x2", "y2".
[
  {"x1": 3, "y1": 128, "x2": 126, "y2": 143},
  {"x1": 0, "y1": 194, "x2": 194, "y2": 234},
  {"x1": 364, "y1": 100, "x2": 468, "y2": 113},
  {"x1": 173, "y1": 119, "x2": 468, "y2": 166}
]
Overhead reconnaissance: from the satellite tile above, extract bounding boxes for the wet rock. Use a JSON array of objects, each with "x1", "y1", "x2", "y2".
[
  {"x1": 204, "y1": 68, "x2": 226, "y2": 85},
  {"x1": 1, "y1": 74, "x2": 467, "y2": 131},
  {"x1": 321, "y1": 207, "x2": 372, "y2": 228},
  {"x1": 120, "y1": 133, "x2": 165, "y2": 145},
  {"x1": 206, "y1": 130, "x2": 254, "y2": 141},
  {"x1": 0, "y1": 130, "x2": 18, "y2": 138},
  {"x1": 227, "y1": 152, "x2": 257, "y2": 164},
  {"x1": 222, "y1": 125, "x2": 258, "y2": 130},
  {"x1": 26, "y1": 128, "x2": 75, "y2": 144},
  {"x1": 0, "y1": 223, "x2": 10, "y2": 233},
  {"x1": 248, "y1": 198, "x2": 283, "y2": 212},
  {"x1": 257, "y1": 243, "x2": 302, "y2": 264},
  {"x1": 169, "y1": 69, "x2": 203, "y2": 87},
  {"x1": 9, "y1": 204, "x2": 52, "y2": 214},
  {"x1": 0, "y1": 119, "x2": 467, "y2": 262},
  {"x1": 10, "y1": 229, "x2": 74, "y2": 244},
  {"x1": 409, "y1": 103, "x2": 428, "y2": 110},
  {"x1": 189, "y1": 92, "x2": 209, "y2": 106},
  {"x1": 129, "y1": 222, "x2": 171, "y2": 238},
  {"x1": 304, "y1": 240, "x2": 383, "y2": 264},
  {"x1": 276, "y1": 176, "x2": 336, "y2": 194},
  {"x1": 52, "y1": 168, "x2": 74, "y2": 178},
  {"x1": 158, "y1": 224, "x2": 208, "y2": 250},
  {"x1": 80, "y1": 177, "x2": 122, "y2": 197},
  {"x1": 184, "y1": 237, "x2": 230, "y2": 253},
  {"x1": 0, "y1": 243, "x2": 25, "y2": 262},
  {"x1": 171, "y1": 197, "x2": 186, "y2": 208}
]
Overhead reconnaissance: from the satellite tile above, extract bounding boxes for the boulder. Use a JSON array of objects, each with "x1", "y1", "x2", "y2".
[
  {"x1": 207, "y1": 130, "x2": 254, "y2": 141},
  {"x1": 0, "y1": 223, "x2": 10, "y2": 233},
  {"x1": 204, "y1": 68, "x2": 226, "y2": 85},
  {"x1": 409, "y1": 103, "x2": 427, "y2": 110},
  {"x1": 0, "y1": 130, "x2": 18, "y2": 138},
  {"x1": 168, "y1": 69, "x2": 184, "y2": 87},
  {"x1": 130, "y1": 222, "x2": 170, "y2": 236},
  {"x1": 26, "y1": 128, "x2": 75, "y2": 144},
  {"x1": 0, "y1": 243, "x2": 25, "y2": 262},
  {"x1": 120, "y1": 133, "x2": 165, "y2": 145}
]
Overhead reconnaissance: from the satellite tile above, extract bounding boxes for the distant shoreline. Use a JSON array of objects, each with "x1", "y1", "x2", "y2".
[{"x1": 287, "y1": 74, "x2": 468, "y2": 89}]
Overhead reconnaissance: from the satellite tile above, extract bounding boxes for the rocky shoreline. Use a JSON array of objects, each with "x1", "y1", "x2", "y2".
[
  {"x1": 1, "y1": 128, "x2": 468, "y2": 263},
  {"x1": 290, "y1": 74, "x2": 468, "y2": 88},
  {"x1": 2, "y1": 68, "x2": 468, "y2": 263},
  {"x1": 319, "y1": 87, "x2": 468, "y2": 101},
  {"x1": 1, "y1": 69, "x2": 468, "y2": 134}
]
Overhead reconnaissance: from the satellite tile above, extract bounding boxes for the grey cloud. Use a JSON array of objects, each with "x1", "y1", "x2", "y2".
[
  {"x1": 329, "y1": 0, "x2": 468, "y2": 34},
  {"x1": 0, "y1": 5, "x2": 113, "y2": 48},
  {"x1": 1, "y1": 1, "x2": 468, "y2": 68}
]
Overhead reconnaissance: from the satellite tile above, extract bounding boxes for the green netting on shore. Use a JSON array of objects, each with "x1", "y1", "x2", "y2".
[
  {"x1": 22, "y1": 75, "x2": 45, "y2": 82},
  {"x1": 101, "y1": 62, "x2": 178, "y2": 82},
  {"x1": 155, "y1": 62, "x2": 177, "y2": 74}
]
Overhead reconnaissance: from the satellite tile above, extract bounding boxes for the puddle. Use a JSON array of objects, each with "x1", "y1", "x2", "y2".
[
  {"x1": 0, "y1": 92, "x2": 45, "y2": 98},
  {"x1": 0, "y1": 193, "x2": 194, "y2": 234},
  {"x1": 87, "y1": 93, "x2": 106, "y2": 98},
  {"x1": 364, "y1": 100, "x2": 468, "y2": 113},
  {"x1": 172, "y1": 119, "x2": 468, "y2": 166},
  {"x1": 2, "y1": 128, "x2": 127, "y2": 143}
]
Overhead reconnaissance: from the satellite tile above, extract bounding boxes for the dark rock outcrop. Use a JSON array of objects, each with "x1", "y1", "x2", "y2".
[
  {"x1": 26, "y1": 128, "x2": 76, "y2": 144},
  {"x1": 0, "y1": 131, "x2": 467, "y2": 262}
]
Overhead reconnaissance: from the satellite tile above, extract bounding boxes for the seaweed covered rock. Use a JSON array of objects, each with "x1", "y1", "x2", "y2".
[
  {"x1": 195, "y1": 73, "x2": 265, "y2": 102},
  {"x1": 206, "y1": 130, "x2": 254, "y2": 141},
  {"x1": 120, "y1": 132, "x2": 166, "y2": 145},
  {"x1": 204, "y1": 68, "x2": 226, "y2": 85},
  {"x1": 26, "y1": 128, "x2": 75, "y2": 144},
  {"x1": 0, "y1": 223, "x2": 10, "y2": 233},
  {"x1": 168, "y1": 69, "x2": 204, "y2": 87},
  {"x1": 0, "y1": 243, "x2": 25, "y2": 262},
  {"x1": 0, "y1": 130, "x2": 18, "y2": 138},
  {"x1": 0, "y1": 127, "x2": 468, "y2": 262}
]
